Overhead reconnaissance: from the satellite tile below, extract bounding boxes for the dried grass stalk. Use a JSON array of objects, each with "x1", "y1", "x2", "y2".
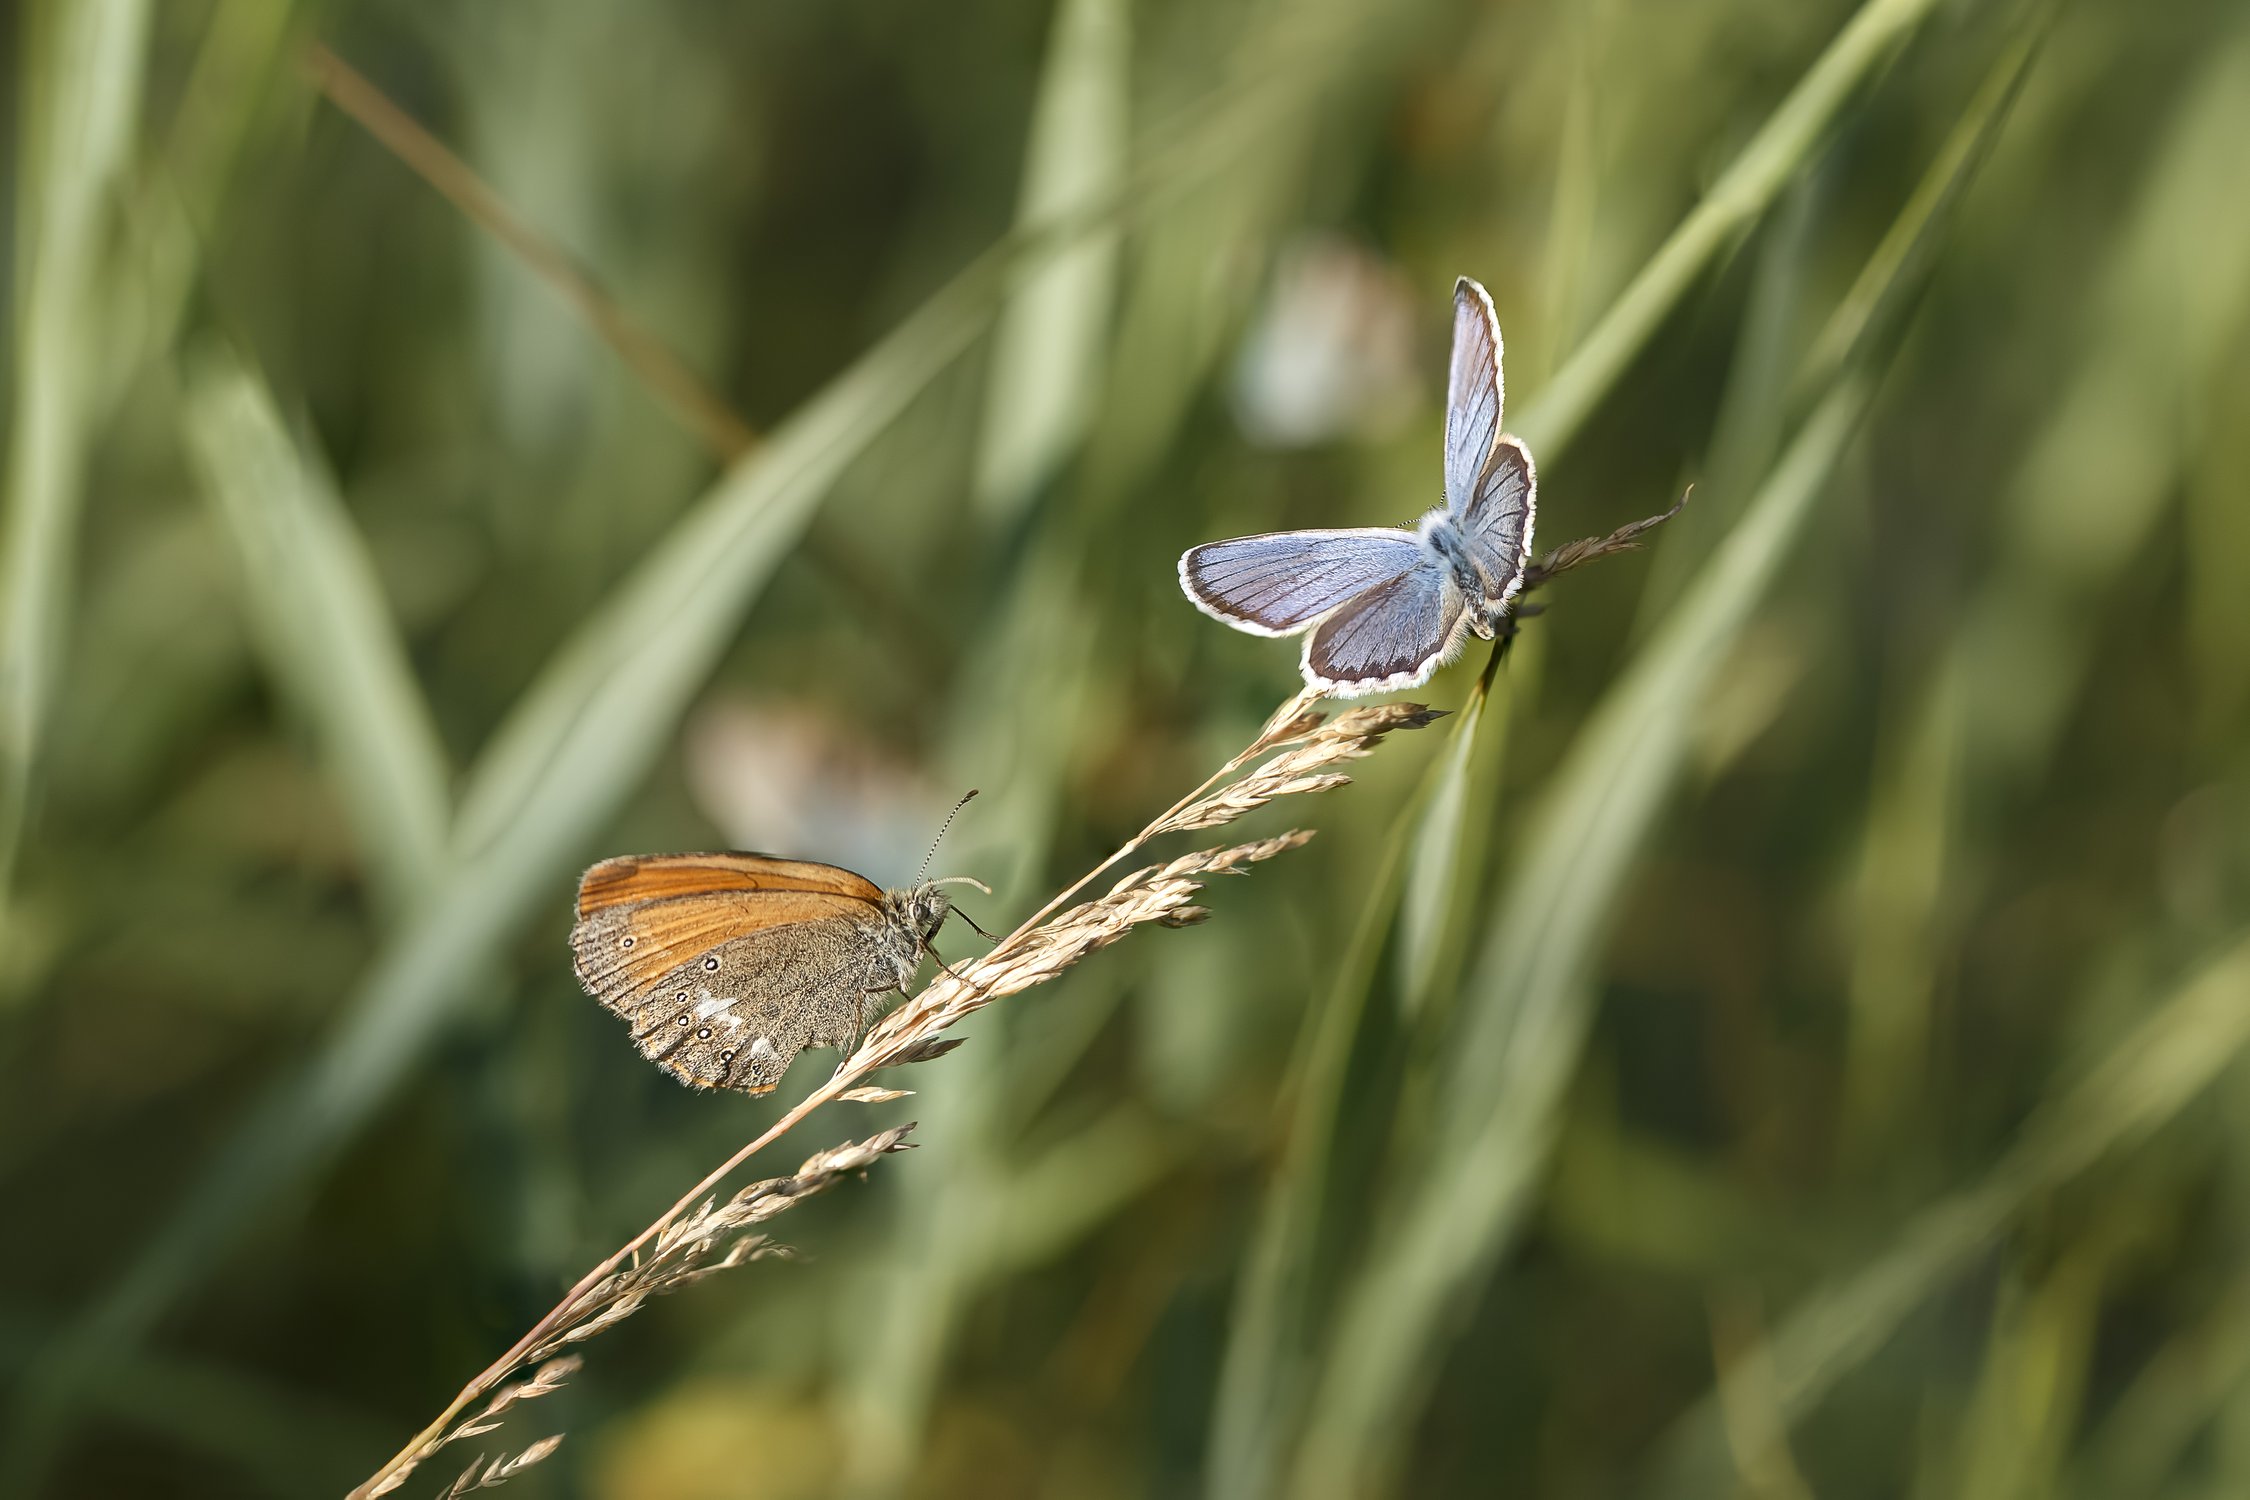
[
  {"x1": 347, "y1": 692, "x2": 1437, "y2": 1498},
  {"x1": 366, "y1": 1130, "x2": 913, "y2": 1496},
  {"x1": 439, "y1": 1436, "x2": 565, "y2": 1497}
]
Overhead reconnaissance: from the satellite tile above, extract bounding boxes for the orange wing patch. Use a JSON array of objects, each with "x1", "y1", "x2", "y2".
[
  {"x1": 571, "y1": 886, "x2": 875, "y2": 1014},
  {"x1": 576, "y1": 852, "x2": 884, "y2": 918}
]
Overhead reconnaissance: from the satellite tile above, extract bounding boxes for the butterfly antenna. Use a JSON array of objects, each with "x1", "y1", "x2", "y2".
[{"x1": 916, "y1": 789, "x2": 979, "y2": 885}]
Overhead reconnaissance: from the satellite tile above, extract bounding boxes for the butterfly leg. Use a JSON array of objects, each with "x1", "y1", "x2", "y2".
[
  {"x1": 947, "y1": 905, "x2": 999, "y2": 943},
  {"x1": 837, "y1": 951, "x2": 894, "y2": 1063}
]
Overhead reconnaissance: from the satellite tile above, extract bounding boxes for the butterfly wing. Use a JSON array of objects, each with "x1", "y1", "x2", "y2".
[
  {"x1": 627, "y1": 914, "x2": 892, "y2": 1094},
  {"x1": 1301, "y1": 558, "x2": 1469, "y2": 695},
  {"x1": 1459, "y1": 434, "x2": 1537, "y2": 611},
  {"x1": 571, "y1": 853, "x2": 901, "y2": 1094},
  {"x1": 577, "y1": 852, "x2": 883, "y2": 913},
  {"x1": 1443, "y1": 278, "x2": 1504, "y2": 519},
  {"x1": 1180, "y1": 530, "x2": 1423, "y2": 636}
]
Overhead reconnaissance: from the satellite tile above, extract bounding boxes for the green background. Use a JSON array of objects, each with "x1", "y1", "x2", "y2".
[{"x1": 5, "y1": 0, "x2": 2249, "y2": 1495}]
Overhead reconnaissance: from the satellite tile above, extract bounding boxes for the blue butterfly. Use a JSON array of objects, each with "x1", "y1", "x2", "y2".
[{"x1": 1180, "y1": 276, "x2": 1536, "y2": 696}]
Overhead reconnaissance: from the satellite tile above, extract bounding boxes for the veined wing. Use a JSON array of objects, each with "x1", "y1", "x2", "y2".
[
  {"x1": 572, "y1": 883, "x2": 879, "y2": 1014},
  {"x1": 1442, "y1": 278, "x2": 1504, "y2": 519},
  {"x1": 576, "y1": 851, "x2": 883, "y2": 916},
  {"x1": 631, "y1": 917, "x2": 885, "y2": 1095},
  {"x1": 1301, "y1": 558, "x2": 1469, "y2": 695},
  {"x1": 1180, "y1": 530, "x2": 1422, "y2": 636},
  {"x1": 1459, "y1": 434, "x2": 1536, "y2": 606}
]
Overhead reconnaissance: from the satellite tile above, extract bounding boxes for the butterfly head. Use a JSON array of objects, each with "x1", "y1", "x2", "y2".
[
  {"x1": 886, "y1": 882, "x2": 954, "y2": 951},
  {"x1": 892, "y1": 790, "x2": 997, "y2": 958}
]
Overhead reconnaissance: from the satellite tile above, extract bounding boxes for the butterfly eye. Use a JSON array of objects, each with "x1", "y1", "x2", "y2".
[
  {"x1": 619, "y1": 936, "x2": 635, "y2": 949},
  {"x1": 720, "y1": 1049, "x2": 736, "y2": 1063},
  {"x1": 676, "y1": 1014, "x2": 691, "y2": 1026},
  {"x1": 702, "y1": 956, "x2": 720, "y2": 972},
  {"x1": 675, "y1": 990, "x2": 688, "y2": 1002},
  {"x1": 696, "y1": 1027, "x2": 712, "y2": 1040}
]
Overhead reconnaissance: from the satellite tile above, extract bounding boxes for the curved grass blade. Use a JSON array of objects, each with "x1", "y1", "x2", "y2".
[
  {"x1": 1208, "y1": 0, "x2": 1968, "y2": 1487},
  {"x1": 973, "y1": 0, "x2": 1129, "y2": 525},
  {"x1": 835, "y1": 519, "x2": 1110, "y2": 1495},
  {"x1": 0, "y1": 0, "x2": 153, "y2": 898},
  {"x1": 180, "y1": 344, "x2": 451, "y2": 915},
  {"x1": 1283, "y1": 23, "x2": 2049, "y2": 1492},
  {"x1": 1, "y1": 259, "x2": 1012, "y2": 1490},
  {"x1": 2069, "y1": 1268, "x2": 2250, "y2": 1498},
  {"x1": 1395, "y1": 636, "x2": 1543, "y2": 1021},
  {"x1": 1648, "y1": 930, "x2": 2250, "y2": 1496},
  {"x1": 1207, "y1": 785, "x2": 1427, "y2": 1500},
  {"x1": 4, "y1": 56, "x2": 1357, "y2": 1484},
  {"x1": 1509, "y1": 0, "x2": 1949, "y2": 457},
  {"x1": 1291, "y1": 373, "x2": 1875, "y2": 1500},
  {"x1": 1838, "y1": 7, "x2": 2250, "y2": 1162},
  {"x1": 1919, "y1": 17, "x2": 2250, "y2": 798}
]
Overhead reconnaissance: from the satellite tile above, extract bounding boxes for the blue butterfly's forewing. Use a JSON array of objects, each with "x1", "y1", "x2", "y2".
[
  {"x1": 1443, "y1": 279, "x2": 1504, "y2": 518},
  {"x1": 1301, "y1": 558, "x2": 1468, "y2": 695},
  {"x1": 1180, "y1": 276, "x2": 1530, "y2": 694},
  {"x1": 1460, "y1": 434, "x2": 1536, "y2": 609},
  {"x1": 1180, "y1": 530, "x2": 1423, "y2": 636}
]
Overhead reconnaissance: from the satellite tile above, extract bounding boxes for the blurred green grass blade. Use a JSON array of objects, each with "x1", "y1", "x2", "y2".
[
  {"x1": 1837, "y1": 9, "x2": 2240, "y2": 1165},
  {"x1": 1796, "y1": 15, "x2": 2048, "y2": 400},
  {"x1": 1510, "y1": 0, "x2": 1944, "y2": 456},
  {"x1": 1210, "y1": 1, "x2": 1965, "y2": 1484},
  {"x1": 1652, "y1": 931, "x2": 2250, "y2": 1497},
  {"x1": 987, "y1": 1109, "x2": 1173, "y2": 1271},
  {"x1": 2071, "y1": 1270, "x2": 2250, "y2": 1498},
  {"x1": 17, "y1": 58, "x2": 1340, "y2": 1470},
  {"x1": 836, "y1": 522, "x2": 1108, "y2": 1496},
  {"x1": 1942, "y1": 20, "x2": 2250, "y2": 791},
  {"x1": 1392, "y1": 683, "x2": 1492, "y2": 1018},
  {"x1": 1395, "y1": 637, "x2": 1543, "y2": 1019},
  {"x1": 1629, "y1": 175, "x2": 1821, "y2": 627},
  {"x1": 1282, "y1": 31, "x2": 2047, "y2": 1490},
  {"x1": 68, "y1": 253, "x2": 1001, "y2": 1336},
  {"x1": 2184, "y1": 351, "x2": 2250, "y2": 751},
  {"x1": 1529, "y1": 7, "x2": 1599, "y2": 381},
  {"x1": 1407, "y1": 0, "x2": 2042, "y2": 1056},
  {"x1": 1289, "y1": 371, "x2": 1875, "y2": 1500},
  {"x1": 1839, "y1": 664, "x2": 1960, "y2": 1158},
  {"x1": 0, "y1": 0, "x2": 153, "y2": 890},
  {"x1": 839, "y1": 0, "x2": 1399, "y2": 1450},
  {"x1": 1944, "y1": 1254, "x2": 2106, "y2": 1500},
  {"x1": 10, "y1": 222, "x2": 1052, "y2": 1489},
  {"x1": 1817, "y1": 16, "x2": 2045, "y2": 1154},
  {"x1": 180, "y1": 344, "x2": 451, "y2": 912},
  {"x1": 973, "y1": 0, "x2": 1128, "y2": 525},
  {"x1": 102, "y1": 0, "x2": 297, "y2": 410},
  {"x1": 0, "y1": 1308, "x2": 389, "y2": 1500},
  {"x1": 1208, "y1": 801, "x2": 1424, "y2": 1500}
]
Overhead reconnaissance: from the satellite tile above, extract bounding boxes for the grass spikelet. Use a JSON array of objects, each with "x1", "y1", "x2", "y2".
[
  {"x1": 363, "y1": 1129, "x2": 913, "y2": 1496},
  {"x1": 438, "y1": 1436, "x2": 565, "y2": 1497},
  {"x1": 345, "y1": 695, "x2": 1437, "y2": 1498}
]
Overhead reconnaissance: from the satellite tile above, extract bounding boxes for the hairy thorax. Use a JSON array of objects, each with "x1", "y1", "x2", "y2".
[{"x1": 1416, "y1": 513, "x2": 1503, "y2": 638}]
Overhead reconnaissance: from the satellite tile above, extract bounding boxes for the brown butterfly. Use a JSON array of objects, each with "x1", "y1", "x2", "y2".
[{"x1": 571, "y1": 796, "x2": 990, "y2": 1095}]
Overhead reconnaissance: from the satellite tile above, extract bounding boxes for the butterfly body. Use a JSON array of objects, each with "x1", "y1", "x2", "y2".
[
  {"x1": 570, "y1": 853, "x2": 949, "y2": 1095},
  {"x1": 1415, "y1": 509, "x2": 1509, "y2": 637},
  {"x1": 1179, "y1": 277, "x2": 1536, "y2": 695}
]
